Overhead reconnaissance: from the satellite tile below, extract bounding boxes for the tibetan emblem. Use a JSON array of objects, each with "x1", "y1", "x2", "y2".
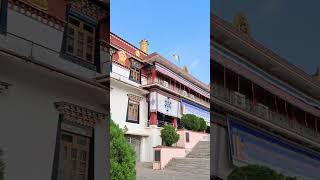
[
  {"x1": 135, "y1": 50, "x2": 140, "y2": 57},
  {"x1": 233, "y1": 13, "x2": 250, "y2": 35},
  {"x1": 164, "y1": 97, "x2": 172, "y2": 112},
  {"x1": 118, "y1": 50, "x2": 127, "y2": 65},
  {"x1": 28, "y1": 0, "x2": 49, "y2": 11}
]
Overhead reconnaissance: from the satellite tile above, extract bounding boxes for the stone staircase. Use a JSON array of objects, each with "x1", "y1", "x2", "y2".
[{"x1": 164, "y1": 140, "x2": 210, "y2": 177}]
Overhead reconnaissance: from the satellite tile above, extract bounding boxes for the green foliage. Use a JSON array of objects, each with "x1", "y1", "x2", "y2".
[
  {"x1": 181, "y1": 114, "x2": 200, "y2": 131},
  {"x1": 228, "y1": 165, "x2": 297, "y2": 180},
  {"x1": 198, "y1": 117, "x2": 207, "y2": 132},
  {"x1": 110, "y1": 120, "x2": 136, "y2": 180},
  {"x1": 181, "y1": 114, "x2": 207, "y2": 132},
  {"x1": 160, "y1": 125, "x2": 180, "y2": 146},
  {"x1": 0, "y1": 149, "x2": 4, "y2": 180}
]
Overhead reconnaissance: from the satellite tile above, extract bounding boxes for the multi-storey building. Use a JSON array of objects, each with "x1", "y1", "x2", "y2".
[
  {"x1": 211, "y1": 14, "x2": 320, "y2": 179},
  {"x1": 0, "y1": 0, "x2": 109, "y2": 179},
  {"x1": 97, "y1": 33, "x2": 210, "y2": 162}
]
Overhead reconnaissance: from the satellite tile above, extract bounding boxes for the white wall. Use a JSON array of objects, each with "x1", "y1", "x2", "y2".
[{"x1": 0, "y1": 57, "x2": 108, "y2": 180}]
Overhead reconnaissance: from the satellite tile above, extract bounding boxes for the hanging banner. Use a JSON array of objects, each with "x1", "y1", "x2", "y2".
[
  {"x1": 149, "y1": 92, "x2": 180, "y2": 118},
  {"x1": 181, "y1": 100, "x2": 210, "y2": 125},
  {"x1": 228, "y1": 117, "x2": 320, "y2": 180}
]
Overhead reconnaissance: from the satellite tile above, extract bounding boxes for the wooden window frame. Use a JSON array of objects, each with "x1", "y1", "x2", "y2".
[
  {"x1": 51, "y1": 117, "x2": 95, "y2": 180},
  {"x1": 129, "y1": 66, "x2": 141, "y2": 83},
  {"x1": 126, "y1": 100, "x2": 140, "y2": 124},
  {"x1": 66, "y1": 15, "x2": 96, "y2": 63}
]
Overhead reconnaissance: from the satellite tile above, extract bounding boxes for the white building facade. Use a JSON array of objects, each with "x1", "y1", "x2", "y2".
[
  {"x1": 105, "y1": 33, "x2": 210, "y2": 162},
  {"x1": 0, "y1": 0, "x2": 109, "y2": 179}
]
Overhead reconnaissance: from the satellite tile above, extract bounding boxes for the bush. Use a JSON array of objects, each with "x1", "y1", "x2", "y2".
[
  {"x1": 0, "y1": 149, "x2": 4, "y2": 180},
  {"x1": 181, "y1": 114, "x2": 200, "y2": 131},
  {"x1": 160, "y1": 125, "x2": 180, "y2": 146},
  {"x1": 110, "y1": 120, "x2": 136, "y2": 180},
  {"x1": 228, "y1": 165, "x2": 297, "y2": 180},
  {"x1": 198, "y1": 117, "x2": 207, "y2": 132}
]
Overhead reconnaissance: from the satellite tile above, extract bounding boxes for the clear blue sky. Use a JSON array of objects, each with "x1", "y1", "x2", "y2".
[{"x1": 111, "y1": 0, "x2": 210, "y2": 84}]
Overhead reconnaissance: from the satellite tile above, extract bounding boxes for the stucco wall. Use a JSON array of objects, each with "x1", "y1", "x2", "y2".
[
  {"x1": 153, "y1": 147, "x2": 186, "y2": 170},
  {"x1": 177, "y1": 130, "x2": 209, "y2": 151},
  {"x1": 0, "y1": 58, "x2": 108, "y2": 180}
]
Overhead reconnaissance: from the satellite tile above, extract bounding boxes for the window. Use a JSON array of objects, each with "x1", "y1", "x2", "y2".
[
  {"x1": 66, "y1": 16, "x2": 95, "y2": 62},
  {"x1": 186, "y1": 132, "x2": 190, "y2": 143},
  {"x1": 127, "y1": 100, "x2": 139, "y2": 123},
  {"x1": 59, "y1": 131, "x2": 91, "y2": 180},
  {"x1": 154, "y1": 150, "x2": 161, "y2": 161},
  {"x1": 130, "y1": 67, "x2": 140, "y2": 82},
  {"x1": 0, "y1": 0, "x2": 8, "y2": 33},
  {"x1": 129, "y1": 59, "x2": 141, "y2": 82}
]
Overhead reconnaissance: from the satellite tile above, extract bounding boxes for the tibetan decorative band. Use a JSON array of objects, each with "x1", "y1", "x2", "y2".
[
  {"x1": 55, "y1": 101, "x2": 106, "y2": 128},
  {"x1": 127, "y1": 94, "x2": 143, "y2": 102}
]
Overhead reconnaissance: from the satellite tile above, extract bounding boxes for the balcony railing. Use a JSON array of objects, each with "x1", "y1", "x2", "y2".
[
  {"x1": 146, "y1": 77, "x2": 210, "y2": 108},
  {"x1": 212, "y1": 85, "x2": 320, "y2": 143},
  {"x1": 146, "y1": 120, "x2": 173, "y2": 128}
]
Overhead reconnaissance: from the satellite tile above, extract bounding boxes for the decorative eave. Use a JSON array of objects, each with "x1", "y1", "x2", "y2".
[
  {"x1": 144, "y1": 53, "x2": 210, "y2": 92},
  {"x1": 9, "y1": 0, "x2": 66, "y2": 31},
  {"x1": 212, "y1": 14, "x2": 320, "y2": 101},
  {"x1": 110, "y1": 32, "x2": 148, "y2": 61},
  {"x1": 55, "y1": 101, "x2": 106, "y2": 128}
]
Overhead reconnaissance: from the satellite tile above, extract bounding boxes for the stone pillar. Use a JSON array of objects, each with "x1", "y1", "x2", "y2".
[
  {"x1": 172, "y1": 117, "x2": 177, "y2": 128},
  {"x1": 150, "y1": 112, "x2": 157, "y2": 126}
]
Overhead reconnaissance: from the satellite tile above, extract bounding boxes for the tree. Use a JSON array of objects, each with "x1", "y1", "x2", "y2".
[
  {"x1": 198, "y1": 117, "x2": 207, "y2": 132},
  {"x1": 0, "y1": 148, "x2": 4, "y2": 180},
  {"x1": 160, "y1": 125, "x2": 180, "y2": 146},
  {"x1": 228, "y1": 165, "x2": 297, "y2": 180},
  {"x1": 181, "y1": 114, "x2": 200, "y2": 131},
  {"x1": 110, "y1": 120, "x2": 136, "y2": 180}
]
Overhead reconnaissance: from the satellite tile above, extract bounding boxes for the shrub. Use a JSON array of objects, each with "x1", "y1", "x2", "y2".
[
  {"x1": 181, "y1": 114, "x2": 200, "y2": 131},
  {"x1": 160, "y1": 125, "x2": 180, "y2": 146},
  {"x1": 228, "y1": 165, "x2": 297, "y2": 180},
  {"x1": 110, "y1": 120, "x2": 136, "y2": 180},
  {"x1": 198, "y1": 117, "x2": 207, "y2": 132},
  {"x1": 0, "y1": 149, "x2": 4, "y2": 180}
]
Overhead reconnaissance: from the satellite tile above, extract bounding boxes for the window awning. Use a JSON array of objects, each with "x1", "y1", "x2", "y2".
[{"x1": 181, "y1": 99, "x2": 210, "y2": 125}]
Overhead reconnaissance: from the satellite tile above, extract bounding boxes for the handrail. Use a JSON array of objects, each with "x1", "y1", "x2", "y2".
[{"x1": 212, "y1": 85, "x2": 320, "y2": 143}]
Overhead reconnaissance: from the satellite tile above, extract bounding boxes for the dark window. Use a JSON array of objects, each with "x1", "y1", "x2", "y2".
[
  {"x1": 66, "y1": 16, "x2": 96, "y2": 63},
  {"x1": 129, "y1": 59, "x2": 141, "y2": 83},
  {"x1": 0, "y1": 0, "x2": 8, "y2": 33},
  {"x1": 154, "y1": 150, "x2": 161, "y2": 161},
  {"x1": 127, "y1": 100, "x2": 139, "y2": 123},
  {"x1": 186, "y1": 132, "x2": 190, "y2": 143}
]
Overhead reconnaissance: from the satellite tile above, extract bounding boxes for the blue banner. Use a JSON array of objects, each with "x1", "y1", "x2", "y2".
[
  {"x1": 181, "y1": 100, "x2": 210, "y2": 124},
  {"x1": 228, "y1": 117, "x2": 320, "y2": 180}
]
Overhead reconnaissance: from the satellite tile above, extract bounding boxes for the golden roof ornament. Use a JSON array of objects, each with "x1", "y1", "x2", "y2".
[
  {"x1": 139, "y1": 39, "x2": 149, "y2": 54},
  {"x1": 233, "y1": 13, "x2": 250, "y2": 35}
]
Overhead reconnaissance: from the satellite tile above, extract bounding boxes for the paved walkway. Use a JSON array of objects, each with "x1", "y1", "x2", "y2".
[{"x1": 136, "y1": 162, "x2": 209, "y2": 180}]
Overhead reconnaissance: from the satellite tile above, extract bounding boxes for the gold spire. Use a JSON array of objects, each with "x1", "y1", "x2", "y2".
[
  {"x1": 233, "y1": 12, "x2": 250, "y2": 35},
  {"x1": 314, "y1": 67, "x2": 320, "y2": 80},
  {"x1": 139, "y1": 39, "x2": 149, "y2": 54}
]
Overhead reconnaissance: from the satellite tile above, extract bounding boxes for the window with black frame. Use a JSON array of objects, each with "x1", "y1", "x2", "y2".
[
  {"x1": 65, "y1": 15, "x2": 96, "y2": 63},
  {"x1": 127, "y1": 100, "x2": 139, "y2": 123},
  {"x1": 129, "y1": 59, "x2": 141, "y2": 83}
]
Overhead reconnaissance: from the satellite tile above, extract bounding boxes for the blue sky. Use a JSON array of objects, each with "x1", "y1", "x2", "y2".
[
  {"x1": 213, "y1": 0, "x2": 320, "y2": 75},
  {"x1": 111, "y1": 0, "x2": 210, "y2": 84}
]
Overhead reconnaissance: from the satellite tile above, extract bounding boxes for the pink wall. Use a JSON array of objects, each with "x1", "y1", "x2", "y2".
[
  {"x1": 177, "y1": 130, "x2": 209, "y2": 151},
  {"x1": 153, "y1": 147, "x2": 186, "y2": 170}
]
